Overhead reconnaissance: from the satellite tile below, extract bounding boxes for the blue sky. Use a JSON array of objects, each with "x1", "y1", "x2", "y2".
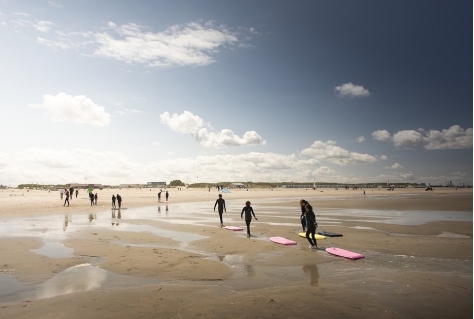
[{"x1": 0, "y1": 0, "x2": 472, "y2": 186}]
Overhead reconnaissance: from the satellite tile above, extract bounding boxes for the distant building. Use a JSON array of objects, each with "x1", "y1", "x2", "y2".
[
  {"x1": 147, "y1": 182, "x2": 167, "y2": 187},
  {"x1": 69, "y1": 183, "x2": 103, "y2": 189},
  {"x1": 119, "y1": 184, "x2": 144, "y2": 188}
]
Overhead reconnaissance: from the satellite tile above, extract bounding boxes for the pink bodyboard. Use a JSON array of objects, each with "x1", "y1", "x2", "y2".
[
  {"x1": 224, "y1": 226, "x2": 243, "y2": 231},
  {"x1": 270, "y1": 236, "x2": 297, "y2": 245},
  {"x1": 325, "y1": 247, "x2": 364, "y2": 260}
]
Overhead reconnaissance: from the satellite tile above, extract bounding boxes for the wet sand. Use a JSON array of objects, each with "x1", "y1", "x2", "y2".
[{"x1": 0, "y1": 187, "x2": 472, "y2": 318}]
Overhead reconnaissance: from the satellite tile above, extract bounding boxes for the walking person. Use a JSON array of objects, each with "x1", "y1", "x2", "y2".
[
  {"x1": 214, "y1": 194, "x2": 226, "y2": 227},
  {"x1": 63, "y1": 189, "x2": 69, "y2": 207},
  {"x1": 117, "y1": 194, "x2": 122, "y2": 209},
  {"x1": 89, "y1": 192, "x2": 94, "y2": 206},
  {"x1": 158, "y1": 190, "x2": 162, "y2": 202},
  {"x1": 241, "y1": 201, "x2": 258, "y2": 237},
  {"x1": 165, "y1": 190, "x2": 169, "y2": 202},
  {"x1": 94, "y1": 193, "x2": 98, "y2": 205},
  {"x1": 112, "y1": 194, "x2": 116, "y2": 208},
  {"x1": 75, "y1": 189, "x2": 78, "y2": 198},
  {"x1": 304, "y1": 203, "x2": 318, "y2": 249},
  {"x1": 60, "y1": 188, "x2": 64, "y2": 200},
  {"x1": 69, "y1": 187, "x2": 74, "y2": 201},
  {"x1": 299, "y1": 199, "x2": 307, "y2": 232}
]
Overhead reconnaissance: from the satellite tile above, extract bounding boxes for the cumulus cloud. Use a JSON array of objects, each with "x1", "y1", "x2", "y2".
[
  {"x1": 372, "y1": 130, "x2": 392, "y2": 141},
  {"x1": 400, "y1": 173, "x2": 416, "y2": 181},
  {"x1": 300, "y1": 140, "x2": 378, "y2": 165},
  {"x1": 334, "y1": 82, "x2": 370, "y2": 97},
  {"x1": 386, "y1": 163, "x2": 403, "y2": 169},
  {"x1": 29, "y1": 93, "x2": 111, "y2": 126},
  {"x1": 160, "y1": 111, "x2": 266, "y2": 148},
  {"x1": 379, "y1": 155, "x2": 388, "y2": 160},
  {"x1": 356, "y1": 136, "x2": 365, "y2": 143},
  {"x1": 372, "y1": 125, "x2": 472, "y2": 150}
]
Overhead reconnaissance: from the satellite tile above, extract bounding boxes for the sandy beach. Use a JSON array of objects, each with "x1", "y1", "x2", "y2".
[{"x1": 0, "y1": 187, "x2": 472, "y2": 318}]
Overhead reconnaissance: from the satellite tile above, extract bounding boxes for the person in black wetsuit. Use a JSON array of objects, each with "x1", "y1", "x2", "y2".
[
  {"x1": 158, "y1": 190, "x2": 162, "y2": 202},
  {"x1": 304, "y1": 203, "x2": 318, "y2": 249},
  {"x1": 299, "y1": 199, "x2": 307, "y2": 232},
  {"x1": 117, "y1": 194, "x2": 122, "y2": 209},
  {"x1": 165, "y1": 190, "x2": 169, "y2": 202},
  {"x1": 112, "y1": 194, "x2": 116, "y2": 208},
  {"x1": 63, "y1": 190, "x2": 70, "y2": 206},
  {"x1": 214, "y1": 194, "x2": 226, "y2": 227},
  {"x1": 241, "y1": 201, "x2": 258, "y2": 237},
  {"x1": 89, "y1": 192, "x2": 94, "y2": 206}
]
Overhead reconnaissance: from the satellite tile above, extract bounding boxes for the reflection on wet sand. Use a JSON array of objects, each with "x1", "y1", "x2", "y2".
[
  {"x1": 302, "y1": 264, "x2": 319, "y2": 286},
  {"x1": 245, "y1": 264, "x2": 255, "y2": 278},
  {"x1": 63, "y1": 215, "x2": 69, "y2": 231}
]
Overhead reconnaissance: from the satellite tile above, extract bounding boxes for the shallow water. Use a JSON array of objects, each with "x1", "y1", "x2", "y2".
[{"x1": 0, "y1": 201, "x2": 471, "y2": 303}]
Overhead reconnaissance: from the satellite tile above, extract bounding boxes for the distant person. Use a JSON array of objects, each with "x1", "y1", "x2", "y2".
[
  {"x1": 241, "y1": 201, "x2": 258, "y2": 237},
  {"x1": 117, "y1": 194, "x2": 122, "y2": 209},
  {"x1": 60, "y1": 188, "x2": 64, "y2": 200},
  {"x1": 214, "y1": 194, "x2": 226, "y2": 227},
  {"x1": 75, "y1": 189, "x2": 78, "y2": 198},
  {"x1": 165, "y1": 190, "x2": 169, "y2": 202},
  {"x1": 112, "y1": 194, "x2": 116, "y2": 208},
  {"x1": 158, "y1": 190, "x2": 162, "y2": 202},
  {"x1": 304, "y1": 203, "x2": 318, "y2": 249},
  {"x1": 69, "y1": 187, "x2": 74, "y2": 200},
  {"x1": 63, "y1": 189, "x2": 69, "y2": 207},
  {"x1": 89, "y1": 192, "x2": 94, "y2": 206},
  {"x1": 299, "y1": 199, "x2": 307, "y2": 232},
  {"x1": 94, "y1": 193, "x2": 98, "y2": 205}
]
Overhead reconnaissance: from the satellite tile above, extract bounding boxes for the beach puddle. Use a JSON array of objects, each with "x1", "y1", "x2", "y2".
[
  {"x1": 0, "y1": 263, "x2": 163, "y2": 304},
  {"x1": 30, "y1": 241, "x2": 74, "y2": 258}
]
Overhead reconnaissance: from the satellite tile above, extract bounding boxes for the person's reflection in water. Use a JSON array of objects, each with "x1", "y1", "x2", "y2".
[
  {"x1": 218, "y1": 255, "x2": 225, "y2": 262},
  {"x1": 166, "y1": 205, "x2": 169, "y2": 216},
  {"x1": 245, "y1": 264, "x2": 255, "y2": 278},
  {"x1": 63, "y1": 215, "x2": 69, "y2": 231},
  {"x1": 116, "y1": 209, "x2": 121, "y2": 226},
  {"x1": 111, "y1": 210, "x2": 116, "y2": 226},
  {"x1": 88, "y1": 214, "x2": 94, "y2": 222},
  {"x1": 158, "y1": 206, "x2": 161, "y2": 213},
  {"x1": 302, "y1": 264, "x2": 319, "y2": 286}
]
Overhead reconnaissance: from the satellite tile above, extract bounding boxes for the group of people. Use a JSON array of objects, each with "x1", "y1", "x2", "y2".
[
  {"x1": 111, "y1": 194, "x2": 122, "y2": 209},
  {"x1": 157, "y1": 190, "x2": 169, "y2": 202},
  {"x1": 61, "y1": 187, "x2": 79, "y2": 206},
  {"x1": 214, "y1": 194, "x2": 258, "y2": 237},
  {"x1": 89, "y1": 192, "x2": 98, "y2": 206}
]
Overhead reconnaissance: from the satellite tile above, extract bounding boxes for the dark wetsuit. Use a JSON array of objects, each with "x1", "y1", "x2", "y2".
[
  {"x1": 300, "y1": 204, "x2": 307, "y2": 231},
  {"x1": 214, "y1": 198, "x2": 226, "y2": 224},
  {"x1": 241, "y1": 205, "x2": 257, "y2": 236},
  {"x1": 117, "y1": 195, "x2": 122, "y2": 208},
  {"x1": 165, "y1": 191, "x2": 169, "y2": 202},
  {"x1": 158, "y1": 191, "x2": 161, "y2": 201},
  {"x1": 305, "y1": 209, "x2": 317, "y2": 247},
  {"x1": 112, "y1": 195, "x2": 116, "y2": 208},
  {"x1": 64, "y1": 191, "x2": 69, "y2": 206},
  {"x1": 89, "y1": 193, "x2": 94, "y2": 206}
]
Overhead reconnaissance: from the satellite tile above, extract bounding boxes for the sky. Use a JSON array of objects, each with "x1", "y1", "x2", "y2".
[{"x1": 0, "y1": 0, "x2": 472, "y2": 186}]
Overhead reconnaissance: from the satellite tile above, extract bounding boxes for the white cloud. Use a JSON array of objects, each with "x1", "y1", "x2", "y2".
[
  {"x1": 115, "y1": 109, "x2": 142, "y2": 115},
  {"x1": 93, "y1": 21, "x2": 242, "y2": 68},
  {"x1": 160, "y1": 111, "x2": 266, "y2": 148},
  {"x1": 12, "y1": 12, "x2": 29, "y2": 17},
  {"x1": 400, "y1": 173, "x2": 416, "y2": 181},
  {"x1": 423, "y1": 125, "x2": 473, "y2": 150},
  {"x1": 372, "y1": 130, "x2": 391, "y2": 141},
  {"x1": 300, "y1": 140, "x2": 378, "y2": 165},
  {"x1": 386, "y1": 163, "x2": 403, "y2": 169},
  {"x1": 48, "y1": 1, "x2": 63, "y2": 7},
  {"x1": 356, "y1": 136, "x2": 365, "y2": 143},
  {"x1": 19, "y1": 19, "x2": 254, "y2": 68},
  {"x1": 372, "y1": 125, "x2": 472, "y2": 150},
  {"x1": 334, "y1": 82, "x2": 370, "y2": 97},
  {"x1": 379, "y1": 155, "x2": 388, "y2": 160},
  {"x1": 152, "y1": 142, "x2": 160, "y2": 147},
  {"x1": 29, "y1": 93, "x2": 111, "y2": 126}
]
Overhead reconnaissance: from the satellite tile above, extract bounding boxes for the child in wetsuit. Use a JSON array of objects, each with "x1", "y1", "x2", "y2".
[{"x1": 241, "y1": 201, "x2": 258, "y2": 237}]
